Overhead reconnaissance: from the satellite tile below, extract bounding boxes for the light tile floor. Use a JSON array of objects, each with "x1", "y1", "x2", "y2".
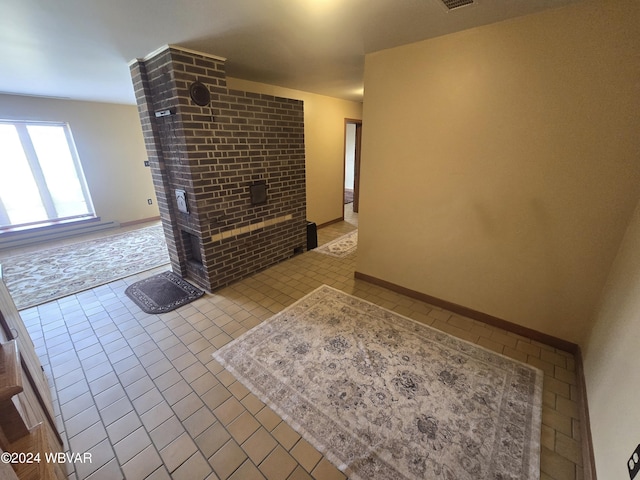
[{"x1": 14, "y1": 203, "x2": 582, "y2": 479}]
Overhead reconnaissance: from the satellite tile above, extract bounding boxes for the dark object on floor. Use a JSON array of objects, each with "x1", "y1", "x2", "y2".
[
  {"x1": 125, "y1": 271, "x2": 204, "y2": 314},
  {"x1": 306, "y1": 221, "x2": 317, "y2": 250}
]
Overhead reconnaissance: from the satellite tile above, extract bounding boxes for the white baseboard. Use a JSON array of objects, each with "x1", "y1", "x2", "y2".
[{"x1": 0, "y1": 219, "x2": 120, "y2": 252}]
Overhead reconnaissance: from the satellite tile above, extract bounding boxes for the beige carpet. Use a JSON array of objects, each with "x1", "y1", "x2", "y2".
[
  {"x1": 1, "y1": 225, "x2": 170, "y2": 310},
  {"x1": 213, "y1": 285, "x2": 543, "y2": 480}
]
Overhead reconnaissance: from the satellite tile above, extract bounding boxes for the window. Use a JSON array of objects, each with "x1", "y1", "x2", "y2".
[{"x1": 0, "y1": 121, "x2": 95, "y2": 230}]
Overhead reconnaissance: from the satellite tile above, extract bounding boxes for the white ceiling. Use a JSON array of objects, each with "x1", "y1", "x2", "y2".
[{"x1": 0, "y1": 0, "x2": 580, "y2": 105}]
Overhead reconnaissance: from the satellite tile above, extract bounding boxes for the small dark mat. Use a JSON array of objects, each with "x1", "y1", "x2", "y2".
[{"x1": 125, "y1": 271, "x2": 204, "y2": 314}]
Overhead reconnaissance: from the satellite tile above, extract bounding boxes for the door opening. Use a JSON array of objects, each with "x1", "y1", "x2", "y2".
[{"x1": 343, "y1": 119, "x2": 362, "y2": 214}]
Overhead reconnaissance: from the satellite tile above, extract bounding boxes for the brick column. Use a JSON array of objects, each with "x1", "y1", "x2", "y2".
[{"x1": 130, "y1": 46, "x2": 306, "y2": 292}]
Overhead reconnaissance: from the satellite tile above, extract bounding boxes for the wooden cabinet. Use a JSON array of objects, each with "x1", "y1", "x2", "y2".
[{"x1": 0, "y1": 270, "x2": 66, "y2": 480}]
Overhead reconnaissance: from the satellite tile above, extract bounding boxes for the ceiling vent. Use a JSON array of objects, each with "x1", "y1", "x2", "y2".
[{"x1": 440, "y1": 0, "x2": 475, "y2": 11}]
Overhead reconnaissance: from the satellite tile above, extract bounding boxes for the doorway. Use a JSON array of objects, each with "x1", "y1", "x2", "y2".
[{"x1": 343, "y1": 119, "x2": 362, "y2": 214}]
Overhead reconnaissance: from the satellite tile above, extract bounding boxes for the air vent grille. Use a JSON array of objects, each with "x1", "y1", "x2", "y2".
[{"x1": 441, "y1": 0, "x2": 474, "y2": 10}]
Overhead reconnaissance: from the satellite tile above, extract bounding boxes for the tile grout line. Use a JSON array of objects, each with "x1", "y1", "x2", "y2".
[{"x1": 17, "y1": 212, "x2": 580, "y2": 480}]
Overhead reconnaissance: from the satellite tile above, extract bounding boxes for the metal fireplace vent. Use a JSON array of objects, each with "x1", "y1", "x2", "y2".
[
  {"x1": 250, "y1": 181, "x2": 268, "y2": 206},
  {"x1": 439, "y1": 0, "x2": 475, "y2": 10}
]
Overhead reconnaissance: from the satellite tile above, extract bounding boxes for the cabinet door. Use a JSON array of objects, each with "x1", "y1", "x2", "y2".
[{"x1": 0, "y1": 275, "x2": 62, "y2": 449}]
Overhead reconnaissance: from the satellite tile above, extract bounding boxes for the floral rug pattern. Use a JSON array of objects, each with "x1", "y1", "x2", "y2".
[
  {"x1": 1, "y1": 225, "x2": 170, "y2": 310},
  {"x1": 213, "y1": 285, "x2": 543, "y2": 480},
  {"x1": 315, "y1": 229, "x2": 357, "y2": 257}
]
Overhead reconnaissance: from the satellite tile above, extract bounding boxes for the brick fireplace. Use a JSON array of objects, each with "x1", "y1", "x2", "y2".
[{"x1": 130, "y1": 46, "x2": 307, "y2": 292}]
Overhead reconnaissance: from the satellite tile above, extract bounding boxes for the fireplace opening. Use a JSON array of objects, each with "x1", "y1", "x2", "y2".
[{"x1": 181, "y1": 230, "x2": 203, "y2": 266}]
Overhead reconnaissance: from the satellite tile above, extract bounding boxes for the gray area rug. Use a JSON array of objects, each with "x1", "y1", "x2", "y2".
[
  {"x1": 0, "y1": 224, "x2": 170, "y2": 310},
  {"x1": 315, "y1": 230, "x2": 357, "y2": 258},
  {"x1": 213, "y1": 285, "x2": 543, "y2": 480},
  {"x1": 125, "y1": 271, "x2": 204, "y2": 314}
]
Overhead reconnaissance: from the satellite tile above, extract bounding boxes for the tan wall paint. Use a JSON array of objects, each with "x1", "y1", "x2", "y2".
[
  {"x1": 0, "y1": 82, "x2": 363, "y2": 228},
  {"x1": 227, "y1": 78, "x2": 363, "y2": 226},
  {"x1": 584, "y1": 198, "x2": 640, "y2": 478},
  {"x1": 0, "y1": 94, "x2": 158, "y2": 224},
  {"x1": 357, "y1": 0, "x2": 640, "y2": 345}
]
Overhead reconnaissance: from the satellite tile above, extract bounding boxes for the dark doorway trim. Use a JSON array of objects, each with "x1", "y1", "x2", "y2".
[{"x1": 343, "y1": 119, "x2": 362, "y2": 214}]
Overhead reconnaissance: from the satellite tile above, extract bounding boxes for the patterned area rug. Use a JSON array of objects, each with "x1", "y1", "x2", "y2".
[
  {"x1": 315, "y1": 230, "x2": 357, "y2": 257},
  {"x1": 0, "y1": 225, "x2": 170, "y2": 310},
  {"x1": 125, "y1": 271, "x2": 204, "y2": 314},
  {"x1": 213, "y1": 285, "x2": 543, "y2": 480}
]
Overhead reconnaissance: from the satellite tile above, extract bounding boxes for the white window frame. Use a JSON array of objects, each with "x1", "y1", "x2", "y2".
[{"x1": 0, "y1": 120, "x2": 96, "y2": 231}]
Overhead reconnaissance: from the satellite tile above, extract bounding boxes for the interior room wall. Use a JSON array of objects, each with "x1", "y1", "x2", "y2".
[
  {"x1": 583, "y1": 198, "x2": 640, "y2": 478},
  {"x1": 227, "y1": 78, "x2": 363, "y2": 226},
  {"x1": 356, "y1": 0, "x2": 640, "y2": 345},
  {"x1": 0, "y1": 94, "x2": 158, "y2": 225}
]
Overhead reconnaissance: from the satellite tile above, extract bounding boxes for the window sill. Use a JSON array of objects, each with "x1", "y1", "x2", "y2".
[{"x1": 0, "y1": 216, "x2": 101, "y2": 237}]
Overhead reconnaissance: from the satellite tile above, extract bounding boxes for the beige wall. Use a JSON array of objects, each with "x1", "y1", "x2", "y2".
[
  {"x1": 0, "y1": 94, "x2": 158, "y2": 224},
  {"x1": 0, "y1": 82, "x2": 363, "y2": 229},
  {"x1": 583, "y1": 198, "x2": 640, "y2": 478},
  {"x1": 227, "y1": 78, "x2": 363, "y2": 226},
  {"x1": 357, "y1": 0, "x2": 640, "y2": 345}
]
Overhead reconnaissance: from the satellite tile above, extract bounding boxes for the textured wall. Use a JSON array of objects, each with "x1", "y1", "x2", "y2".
[
  {"x1": 356, "y1": 0, "x2": 640, "y2": 345},
  {"x1": 225, "y1": 77, "x2": 363, "y2": 226},
  {"x1": 131, "y1": 47, "x2": 306, "y2": 291},
  {"x1": 584, "y1": 198, "x2": 640, "y2": 479}
]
